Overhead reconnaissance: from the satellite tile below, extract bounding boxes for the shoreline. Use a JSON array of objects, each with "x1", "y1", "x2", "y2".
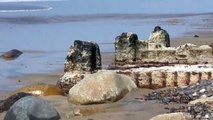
[{"x1": 1, "y1": 31, "x2": 213, "y2": 120}]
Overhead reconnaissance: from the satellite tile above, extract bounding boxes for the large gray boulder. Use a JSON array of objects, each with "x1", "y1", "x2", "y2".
[
  {"x1": 4, "y1": 96, "x2": 60, "y2": 120},
  {"x1": 57, "y1": 40, "x2": 102, "y2": 95},
  {"x1": 68, "y1": 71, "x2": 137, "y2": 105},
  {"x1": 148, "y1": 26, "x2": 170, "y2": 47}
]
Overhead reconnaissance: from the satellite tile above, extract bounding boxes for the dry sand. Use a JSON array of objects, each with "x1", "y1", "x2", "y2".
[{"x1": 1, "y1": 29, "x2": 213, "y2": 120}]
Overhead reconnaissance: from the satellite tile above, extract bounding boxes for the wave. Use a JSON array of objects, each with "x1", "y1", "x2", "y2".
[
  {"x1": 0, "y1": 7, "x2": 52, "y2": 12},
  {"x1": 0, "y1": 0, "x2": 67, "y2": 2}
]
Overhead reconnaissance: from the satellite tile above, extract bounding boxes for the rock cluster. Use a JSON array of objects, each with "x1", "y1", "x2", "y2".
[
  {"x1": 144, "y1": 80, "x2": 213, "y2": 104},
  {"x1": 167, "y1": 103, "x2": 213, "y2": 120},
  {"x1": 57, "y1": 40, "x2": 102, "y2": 95},
  {"x1": 144, "y1": 80, "x2": 213, "y2": 120}
]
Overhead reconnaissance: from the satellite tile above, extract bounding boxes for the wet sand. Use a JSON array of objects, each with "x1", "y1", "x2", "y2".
[{"x1": 1, "y1": 27, "x2": 213, "y2": 120}]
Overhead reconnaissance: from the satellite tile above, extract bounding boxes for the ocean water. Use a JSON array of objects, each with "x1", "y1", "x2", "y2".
[{"x1": 0, "y1": 0, "x2": 213, "y2": 90}]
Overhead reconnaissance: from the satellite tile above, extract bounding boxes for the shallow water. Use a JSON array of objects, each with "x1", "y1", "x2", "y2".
[{"x1": 0, "y1": 0, "x2": 213, "y2": 90}]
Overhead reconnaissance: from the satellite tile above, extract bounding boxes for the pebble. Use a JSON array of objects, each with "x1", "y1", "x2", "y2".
[{"x1": 144, "y1": 80, "x2": 213, "y2": 120}]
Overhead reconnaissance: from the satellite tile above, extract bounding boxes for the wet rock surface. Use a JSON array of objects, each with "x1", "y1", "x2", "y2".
[
  {"x1": 12, "y1": 84, "x2": 63, "y2": 96},
  {"x1": 0, "y1": 49, "x2": 23, "y2": 60},
  {"x1": 0, "y1": 92, "x2": 32, "y2": 112},
  {"x1": 4, "y1": 96, "x2": 60, "y2": 120}
]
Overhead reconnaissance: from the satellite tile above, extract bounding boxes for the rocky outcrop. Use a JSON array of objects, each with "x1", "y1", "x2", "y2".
[
  {"x1": 0, "y1": 49, "x2": 23, "y2": 60},
  {"x1": 12, "y1": 84, "x2": 63, "y2": 96},
  {"x1": 4, "y1": 96, "x2": 60, "y2": 120},
  {"x1": 57, "y1": 40, "x2": 102, "y2": 95},
  {"x1": 68, "y1": 71, "x2": 137, "y2": 105}
]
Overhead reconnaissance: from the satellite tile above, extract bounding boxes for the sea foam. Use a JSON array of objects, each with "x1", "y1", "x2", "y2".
[{"x1": 0, "y1": 0, "x2": 67, "y2": 2}]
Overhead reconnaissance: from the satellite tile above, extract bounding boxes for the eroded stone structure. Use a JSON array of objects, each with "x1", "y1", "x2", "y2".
[
  {"x1": 57, "y1": 40, "x2": 102, "y2": 95},
  {"x1": 111, "y1": 32, "x2": 213, "y2": 69},
  {"x1": 110, "y1": 31, "x2": 213, "y2": 88}
]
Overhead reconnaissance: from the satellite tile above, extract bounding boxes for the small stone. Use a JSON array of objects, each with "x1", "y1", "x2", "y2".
[
  {"x1": 200, "y1": 94, "x2": 207, "y2": 99},
  {"x1": 199, "y1": 89, "x2": 205, "y2": 93},
  {"x1": 192, "y1": 92, "x2": 197, "y2": 97}
]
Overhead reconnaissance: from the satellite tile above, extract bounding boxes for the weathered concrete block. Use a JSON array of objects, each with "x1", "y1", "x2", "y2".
[
  {"x1": 189, "y1": 72, "x2": 201, "y2": 85},
  {"x1": 64, "y1": 40, "x2": 101, "y2": 72},
  {"x1": 136, "y1": 71, "x2": 152, "y2": 88},
  {"x1": 148, "y1": 26, "x2": 170, "y2": 47},
  {"x1": 151, "y1": 71, "x2": 166, "y2": 88},
  {"x1": 165, "y1": 71, "x2": 177, "y2": 87},
  {"x1": 115, "y1": 32, "x2": 138, "y2": 63},
  {"x1": 177, "y1": 71, "x2": 190, "y2": 86},
  {"x1": 201, "y1": 72, "x2": 211, "y2": 80}
]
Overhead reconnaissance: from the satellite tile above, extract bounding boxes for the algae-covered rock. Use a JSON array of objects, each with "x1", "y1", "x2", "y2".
[
  {"x1": 148, "y1": 26, "x2": 170, "y2": 47},
  {"x1": 64, "y1": 40, "x2": 101, "y2": 72},
  {"x1": 115, "y1": 32, "x2": 138, "y2": 63},
  {"x1": 58, "y1": 40, "x2": 102, "y2": 95},
  {"x1": 13, "y1": 84, "x2": 63, "y2": 96},
  {"x1": 57, "y1": 71, "x2": 89, "y2": 95}
]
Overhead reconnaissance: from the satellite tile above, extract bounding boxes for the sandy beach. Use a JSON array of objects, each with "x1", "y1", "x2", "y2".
[{"x1": 0, "y1": 29, "x2": 213, "y2": 120}]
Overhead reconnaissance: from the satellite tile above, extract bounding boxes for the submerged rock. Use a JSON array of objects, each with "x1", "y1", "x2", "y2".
[
  {"x1": 4, "y1": 96, "x2": 60, "y2": 120},
  {"x1": 68, "y1": 71, "x2": 137, "y2": 105},
  {"x1": 12, "y1": 84, "x2": 63, "y2": 96},
  {"x1": 0, "y1": 49, "x2": 23, "y2": 60}
]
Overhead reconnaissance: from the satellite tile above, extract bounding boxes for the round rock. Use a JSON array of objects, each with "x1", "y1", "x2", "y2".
[
  {"x1": 68, "y1": 71, "x2": 137, "y2": 105},
  {"x1": 4, "y1": 96, "x2": 60, "y2": 120}
]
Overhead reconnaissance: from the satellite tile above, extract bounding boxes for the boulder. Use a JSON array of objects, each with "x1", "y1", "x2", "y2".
[
  {"x1": 148, "y1": 26, "x2": 170, "y2": 47},
  {"x1": 150, "y1": 112, "x2": 192, "y2": 120},
  {"x1": 115, "y1": 32, "x2": 138, "y2": 63},
  {"x1": 0, "y1": 92, "x2": 32, "y2": 112},
  {"x1": 0, "y1": 49, "x2": 23, "y2": 60},
  {"x1": 4, "y1": 96, "x2": 60, "y2": 120},
  {"x1": 68, "y1": 71, "x2": 137, "y2": 105},
  {"x1": 12, "y1": 84, "x2": 63, "y2": 96}
]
